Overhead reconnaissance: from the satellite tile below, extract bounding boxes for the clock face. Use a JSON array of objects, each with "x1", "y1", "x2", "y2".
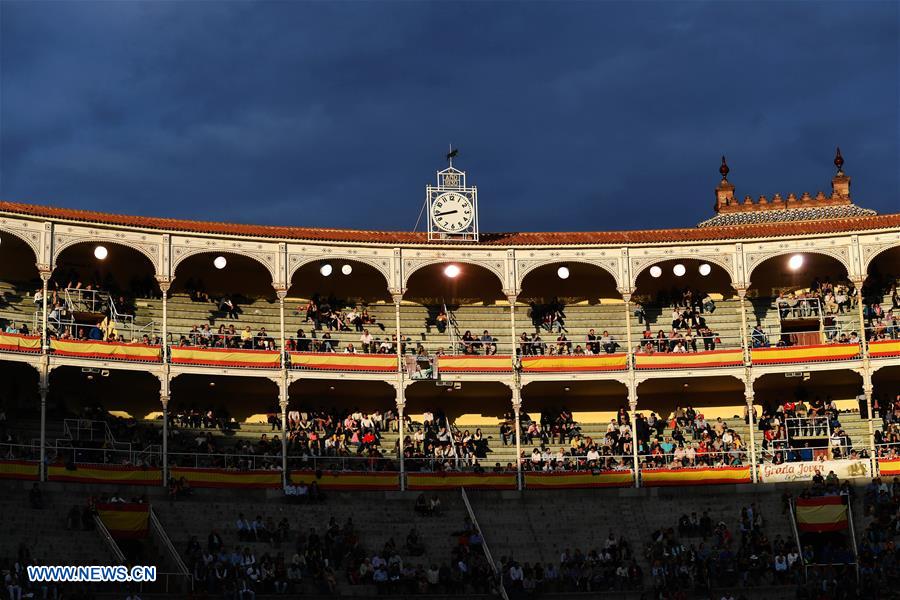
[{"x1": 431, "y1": 192, "x2": 474, "y2": 233}]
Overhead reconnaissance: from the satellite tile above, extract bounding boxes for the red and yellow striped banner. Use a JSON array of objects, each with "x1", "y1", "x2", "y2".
[
  {"x1": 48, "y1": 464, "x2": 162, "y2": 486},
  {"x1": 878, "y1": 458, "x2": 900, "y2": 476},
  {"x1": 635, "y1": 349, "x2": 743, "y2": 370},
  {"x1": 0, "y1": 332, "x2": 41, "y2": 353},
  {"x1": 406, "y1": 472, "x2": 517, "y2": 490},
  {"x1": 97, "y1": 503, "x2": 149, "y2": 539},
  {"x1": 751, "y1": 343, "x2": 859, "y2": 365},
  {"x1": 170, "y1": 467, "x2": 281, "y2": 488},
  {"x1": 525, "y1": 470, "x2": 633, "y2": 489},
  {"x1": 0, "y1": 460, "x2": 39, "y2": 480},
  {"x1": 438, "y1": 355, "x2": 513, "y2": 373},
  {"x1": 795, "y1": 496, "x2": 848, "y2": 532},
  {"x1": 641, "y1": 466, "x2": 752, "y2": 487},
  {"x1": 289, "y1": 470, "x2": 399, "y2": 491},
  {"x1": 521, "y1": 354, "x2": 628, "y2": 372},
  {"x1": 51, "y1": 339, "x2": 161, "y2": 362},
  {"x1": 288, "y1": 352, "x2": 396, "y2": 372},
  {"x1": 870, "y1": 340, "x2": 900, "y2": 359},
  {"x1": 171, "y1": 347, "x2": 280, "y2": 368}
]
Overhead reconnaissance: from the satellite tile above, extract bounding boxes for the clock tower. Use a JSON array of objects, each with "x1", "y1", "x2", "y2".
[{"x1": 426, "y1": 158, "x2": 479, "y2": 242}]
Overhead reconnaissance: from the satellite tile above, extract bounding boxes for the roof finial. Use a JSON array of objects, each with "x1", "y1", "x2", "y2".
[
  {"x1": 719, "y1": 155, "x2": 730, "y2": 181},
  {"x1": 834, "y1": 146, "x2": 844, "y2": 175}
]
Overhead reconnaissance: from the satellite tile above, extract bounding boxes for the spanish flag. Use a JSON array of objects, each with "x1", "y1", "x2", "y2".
[
  {"x1": 97, "y1": 503, "x2": 150, "y2": 539},
  {"x1": 795, "y1": 496, "x2": 848, "y2": 532}
]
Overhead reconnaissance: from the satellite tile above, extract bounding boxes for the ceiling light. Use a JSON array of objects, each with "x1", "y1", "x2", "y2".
[
  {"x1": 650, "y1": 266, "x2": 662, "y2": 278},
  {"x1": 341, "y1": 264, "x2": 353, "y2": 275},
  {"x1": 699, "y1": 263, "x2": 712, "y2": 276},
  {"x1": 444, "y1": 264, "x2": 460, "y2": 278},
  {"x1": 320, "y1": 263, "x2": 333, "y2": 277},
  {"x1": 209, "y1": 381, "x2": 215, "y2": 387},
  {"x1": 214, "y1": 256, "x2": 227, "y2": 270},
  {"x1": 557, "y1": 266, "x2": 570, "y2": 280},
  {"x1": 94, "y1": 246, "x2": 108, "y2": 260},
  {"x1": 788, "y1": 254, "x2": 804, "y2": 271},
  {"x1": 673, "y1": 264, "x2": 686, "y2": 277}
]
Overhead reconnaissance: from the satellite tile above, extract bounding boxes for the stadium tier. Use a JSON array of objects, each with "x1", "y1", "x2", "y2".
[{"x1": 0, "y1": 154, "x2": 898, "y2": 598}]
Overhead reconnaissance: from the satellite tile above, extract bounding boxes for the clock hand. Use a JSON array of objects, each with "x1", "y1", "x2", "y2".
[{"x1": 433, "y1": 210, "x2": 458, "y2": 217}]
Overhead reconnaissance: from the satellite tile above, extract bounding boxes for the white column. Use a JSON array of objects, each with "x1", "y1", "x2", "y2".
[
  {"x1": 160, "y1": 392, "x2": 170, "y2": 485},
  {"x1": 391, "y1": 292, "x2": 407, "y2": 491},
  {"x1": 745, "y1": 377, "x2": 758, "y2": 483},
  {"x1": 39, "y1": 364, "x2": 49, "y2": 482},
  {"x1": 276, "y1": 288, "x2": 287, "y2": 366},
  {"x1": 736, "y1": 287, "x2": 751, "y2": 366},
  {"x1": 279, "y1": 377, "x2": 289, "y2": 485},
  {"x1": 158, "y1": 280, "x2": 171, "y2": 361},
  {"x1": 853, "y1": 278, "x2": 877, "y2": 471},
  {"x1": 507, "y1": 293, "x2": 517, "y2": 362},
  {"x1": 628, "y1": 384, "x2": 640, "y2": 488},
  {"x1": 622, "y1": 291, "x2": 635, "y2": 360},
  {"x1": 397, "y1": 387, "x2": 406, "y2": 492},
  {"x1": 40, "y1": 271, "x2": 50, "y2": 352},
  {"x1": 512, "y1": 385, "x2": 523, "y2": 491}
]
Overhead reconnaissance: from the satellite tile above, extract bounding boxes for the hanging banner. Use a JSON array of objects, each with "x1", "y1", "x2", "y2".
[
  {"x1": 51, "y1": 339, "x2": 161, "y2": 362},
  {"x1": 521, "y1": 354, "x2": 627, "y2": 372},
  {"x1": 170, "y1": 467, "x2": 281, "y2": 489},
  {"x1": 171, "y1": 347, "x2": 280, "y2": 368},
  {"x1": 634, "y1": 349, "x2": 743, "y2": 370},
  {"x1": 760, "y1": 459, "x2": 871, "y2": 483},
  {"x1": 0, "y1": 460, "x2": 39, "y2": 480},
  {"x1": 751, "y1": 343, "x2": 859, "y2": 365},
  {"x1": 437, "y1": 355, "x2": 513, "y2": 373},
  {"x1": 870, "y1": 340, "x2": 900, "y2": 359},
  {"x1": 795, "y1": 496, "x2": 848, "y2": 532},
  {"x1": 525, "y1": 470, "x2": 633, "y2": 489},
  {"x1": 406, "y1": 472, "x2": 517, "y2": 490},
  {"x1": 878, "y1": 458, "x2": 900, "y2": 476},
  {"x1": 289, "y1": 470, "x2": 399, "y2": 491},
  {"x1": 97, "y1": 503, "x2": 150, "y2": 539},
  {"x1": 0, "y1": 332, "x2": 41, "y2": 353},
  {"x1": 288, "y1": 352, "x2": 396, "y2": 372},
  {"x1": 48, "y1": 464, "x2": 162, "y2": 486},
  {"x1": 642, "y1": 466, "x2": 752, "y2": 487}
]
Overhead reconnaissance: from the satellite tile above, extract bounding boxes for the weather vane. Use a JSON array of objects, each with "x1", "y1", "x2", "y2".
[{"x1": 446, "y1": 144, "x2": 458, "y2": 167}]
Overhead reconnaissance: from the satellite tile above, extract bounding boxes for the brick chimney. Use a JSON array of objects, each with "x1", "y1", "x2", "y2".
[
  {"x1": 831, "y1": 147, "x2": 851, "y2": 199},
  {"x1": 714, "y1": 156, "x2": 736, "y2": 212}
]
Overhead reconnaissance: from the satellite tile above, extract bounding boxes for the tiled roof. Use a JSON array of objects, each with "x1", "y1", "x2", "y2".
[
  {"x1": 1, "y1": 200, "x2": 898, "y2": 246},
  {"x1": 698, "y1": 204, "x2": 878, "y2": 228}
]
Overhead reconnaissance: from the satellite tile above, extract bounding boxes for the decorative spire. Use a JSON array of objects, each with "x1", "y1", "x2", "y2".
[
  {"x1": 834, "y1": 147, "x2": 844, "y2": 175},
  {"x1": 719, "y1": 155, "x2": 730, "y2": 181}
]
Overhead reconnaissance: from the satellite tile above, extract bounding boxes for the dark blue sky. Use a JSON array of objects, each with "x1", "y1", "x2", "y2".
[{"x1": 1, "y1": 1, "x2": 898, "y2": 233}]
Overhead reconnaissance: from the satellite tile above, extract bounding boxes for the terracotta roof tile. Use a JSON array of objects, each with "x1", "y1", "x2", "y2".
[{"x1": 1, "y1": 200, "x2": 898, "y2": 246}]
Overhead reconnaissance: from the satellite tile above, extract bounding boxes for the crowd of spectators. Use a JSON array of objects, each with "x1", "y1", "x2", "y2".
[
  {"x1": 647, "y1": 503, "x2": 802, "y2": 597},
  {"x1": 636, "y1": 407, "x2": 747, "y2": 469},
  {"x1": 499, "y1": 532, "x2": 642, "y2": 595}
]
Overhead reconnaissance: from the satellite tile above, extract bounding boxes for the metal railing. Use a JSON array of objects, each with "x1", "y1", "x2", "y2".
[
  {"x1": 461, "y1": 487, "x2": 510, "y2": 600},
  {"x1": 149, "y1": 506, "x2": 192, "y2": 590},
  {"x1": 93, "y1": 512, "x2": 126, "y2": 564}
]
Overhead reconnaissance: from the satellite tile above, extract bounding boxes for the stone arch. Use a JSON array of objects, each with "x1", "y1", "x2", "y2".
[
  {"x1": 745, "y1": 248, "x2": 852, "y2": 285},
  {"x1": 517, "y1": 258, "x2": 621, "y2": 292},
  {"x1": 288, "y1": 257, "x2": 392, "y2": 301},
  {"x1": 52, "y1": 240, "x2": 159, "y2": 294},
  {"x1": 171, "y1": 246, "x2": 277, "y2": 285},
  {"x1": 630, "y1": 253, "x2": 736, "y2": 289},
  {"x1": 288, "y1": 255, "x2": 391, "y2": 290},
  {"x1": 53, "y1": 237, "x2": 159, "y2": 276},
  {"x1": 518, "y1": 260, "x2": 621, "y2": 302},
  {"x1": 0, "y1": 224, "x2": 40, "y2": 265},
  {"x1": 402, "y1": 258, "x2": 505, "y2": 292},
  {"x1": 862, "y1": 242, "x2": 900, "y2": 275}
]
